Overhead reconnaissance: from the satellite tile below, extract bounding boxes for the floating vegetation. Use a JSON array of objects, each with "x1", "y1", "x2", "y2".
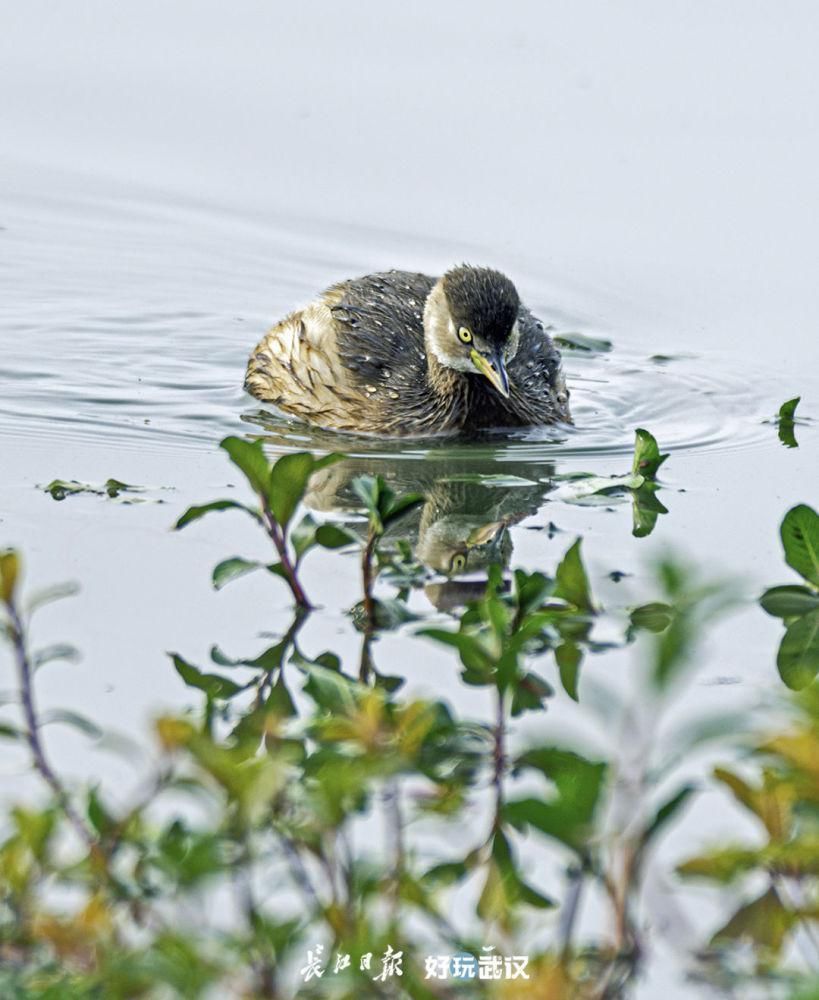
[
  {"x1": 550, "y1": 428, "x2": 670, "y2": 537},
  {"x1": 776, "y1": 395, "x2": 801, "y2": 449},
  {"x1": 39, "y1": 477, "x2": 164, "y2": 502},
  {"x1": 553, "y1": 331, "x2": 613, "y2": 353}
]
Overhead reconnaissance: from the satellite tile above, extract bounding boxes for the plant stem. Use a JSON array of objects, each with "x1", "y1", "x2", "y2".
[
  {"x1": 261, "y1": 508, "x2": 312, "y2": 610},
  {"x1": 558, "y1": 865, "x2": 585, "y2": 959},
  {"x1": 361, "y1": 529, "x2": 378, "y2": 630},
  {"x1": 492, "y1": 688, "x2": 506, "y2": 832},
  {"x1": 386, "y1": 781, "x2": 404, "y2": 926},
  {"x1": 8, "y1": 600, "x2": 95, "y2": 851}
]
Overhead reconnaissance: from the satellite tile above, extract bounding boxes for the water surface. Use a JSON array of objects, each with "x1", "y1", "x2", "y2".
[{"x1": 2, "y1": 4, "x2": 819, "y2": 996}]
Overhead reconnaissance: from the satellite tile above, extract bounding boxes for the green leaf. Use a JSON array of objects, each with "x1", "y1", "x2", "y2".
[
  {"x1": 170, "y1": 653, "x2": 245, "y2": 700},
  {"x1": 511, "y1": 671, "x2": 554, "y2": 716},
  {"x1": 554, "y1": 538, "x2": 594, "y2": 612},
  {"x1": 631, "y1": 483, "x2": 668, "y2": 538},
  {"x1": 710, "y1": 886, "x2": 794, "y2": 955},
  {"x1": 422, "y1": 860, "x2": 470, "y2": 888},
  {"x1": 351, "y1": 475, "x2": 381, "y2": 513},
  {"x1": 760, "y1": 585, "x2": 819, "y2": 619},
  {"x1": 677, "y1": 846, "x2": 760, "y2": 883},
  {"x1": 40, "y1": 709, "x2": 102, "y2": 740},
  {"x1": 211, "y1": 557, "x2": 264, "y2": 591},
  {"x1": 419, "y1": 628, "x2": 494, "y2": 677},
  {"x1": 640, "y1": 785, "x2": 695, "y2": 850},
  {"x1": 553, "y1": 331, "x2": 612, "y2": 353},
  {"x1": 290, "y1": 513, "x2": 318, "y2": 560},
  {"x1": 780, "y1": 504, "x2": 819, "y2": 587},
  {"x1": 300, "y1": 664, "x2": 363, "y2": 714},
  {"x1": 777, "y1": 609, "x2": 819, "y2": 690},
  {"x1": 777, "y1": 396, "x2": 800, "y2": 448},
  {"x1": 315, "y1": 523, "x2": 358, "y2": 550},
  {"x1": 269, "y1": 452, "x2": 315, "y2": 528},
  {"x1": 382, "y1": 492, "x2": 426, "y2": 528},
  {"x1": 555, "y1": 642, "x2": 582, "y2": 701},
  {"x1": 779, "y1": 397, "x2": 800, "y2": 422},
  {"x1": 87, "y1": 787, "x2": 116, "y2": 838},
  {"x1": 507, "y1": 747, "x2": 607, "y2": 855},
  {"x1": 630, "y1": 602, "x2": 674, "y2": 633},
  {"x1": 0, "y1": 722, "x2": 22, "y2": 741},
  {"x1": 631, "y1": 428, "x2": 669, "y2": 480},
  {"x1": 220, "y1": 436, "x2": 272, "y2": 498},
  {"x1": 174, "y1": 499, "x2": 259, "y2": 530},
  {"x1": 514, "y1": 570, "x2": 553, "y2": 616}
]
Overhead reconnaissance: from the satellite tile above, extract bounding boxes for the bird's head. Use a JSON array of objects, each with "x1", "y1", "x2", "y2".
[{"x1": 423, "y1": 265, "x2": 521, "y2": 398}]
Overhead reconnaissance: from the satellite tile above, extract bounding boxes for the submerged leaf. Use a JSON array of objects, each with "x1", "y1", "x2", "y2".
[
  {"x1": 552, "y1": 472, "x2": 644, "y2": 504},
  {"x1": 553, "y1": 331, "x2": 613, "y2": 353}
]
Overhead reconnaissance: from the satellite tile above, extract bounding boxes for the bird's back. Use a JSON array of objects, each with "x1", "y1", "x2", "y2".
[{"x1": 245, "y1": 269, "x2": 570, "y2": 435}]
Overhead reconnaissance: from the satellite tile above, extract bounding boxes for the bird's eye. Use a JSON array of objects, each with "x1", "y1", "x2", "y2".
[
  {"x1": 458, "y1": 327, "x2": 473, "y2": 344},
  {"x1": 450, "y1": 552, "x2": 467, "y2": 573}
]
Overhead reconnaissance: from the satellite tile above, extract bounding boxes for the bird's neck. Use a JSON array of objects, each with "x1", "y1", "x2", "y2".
[{"x1": 422, "y1": 281, "x2": 470, "y2": 421}]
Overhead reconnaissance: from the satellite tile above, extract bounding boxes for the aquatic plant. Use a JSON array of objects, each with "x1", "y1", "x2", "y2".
[
  {"x1": 760, "y1": 504, "x2": 819, "y2": 690},
  {"x1": 776, "y1": 396, "x2": 801, "y2": 449},
  {"x1": 678, "y1": 684, "x2": 819, "y2": 979},
  {"x1": 174, "y1": 436, "x2": 347, "y2": 609},
  {"x1": 3, "y1": 468, "x2": 819, "y2": 997}
]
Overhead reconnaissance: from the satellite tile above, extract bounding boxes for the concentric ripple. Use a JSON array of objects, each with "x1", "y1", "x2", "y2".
[{"x1": 0, "y1": 176, "x2": 776, "y2": 469}]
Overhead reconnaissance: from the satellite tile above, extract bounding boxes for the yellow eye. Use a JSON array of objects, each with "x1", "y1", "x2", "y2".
[
  {"x1": 458, "y1": 327, "x2": 473, "y2": 344},
  {"x1": 450, "y1": 552, "x2": 467, "y2": 574}
]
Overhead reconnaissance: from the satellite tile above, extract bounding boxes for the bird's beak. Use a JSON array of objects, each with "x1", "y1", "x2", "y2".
[{"x1": 470, "y1": 348, "x2": 510, "y2": 398}]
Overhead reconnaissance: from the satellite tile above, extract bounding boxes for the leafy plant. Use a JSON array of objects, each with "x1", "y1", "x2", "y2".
[
  {"x1": 175, "y1": 436, "x2": 346, "y2": 609},
  {"x1": 760, "y1": 504, "x2": 819, "y2": 689},
  {"x1": 678, "y1": 686, "x2": 819, "y2": 970},
  {"x1": 349, "y1": 475, "x2": 425, "y2": 632}
]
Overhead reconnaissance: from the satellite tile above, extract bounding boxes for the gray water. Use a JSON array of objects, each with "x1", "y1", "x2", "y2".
[{"x1": 2, "y1": 3, "x2": 819, "y2": 997}]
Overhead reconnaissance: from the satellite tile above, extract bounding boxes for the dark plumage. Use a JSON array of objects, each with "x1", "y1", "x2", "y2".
[
  {"x1": 442, "y1": 268, "x2": 520, "y2": 349},
  {"x1": 245, "y1": 265, "x2": 571, "y2": 436}
]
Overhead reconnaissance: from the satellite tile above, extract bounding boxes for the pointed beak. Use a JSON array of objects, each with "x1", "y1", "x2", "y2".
[{"x1": 470, "y1": 347, "x2": 510, "y2": 398}]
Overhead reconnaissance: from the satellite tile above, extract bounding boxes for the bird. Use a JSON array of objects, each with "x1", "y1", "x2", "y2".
[{"x1": 245, "y1": 265, "x2": 571, "y2": 435}]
